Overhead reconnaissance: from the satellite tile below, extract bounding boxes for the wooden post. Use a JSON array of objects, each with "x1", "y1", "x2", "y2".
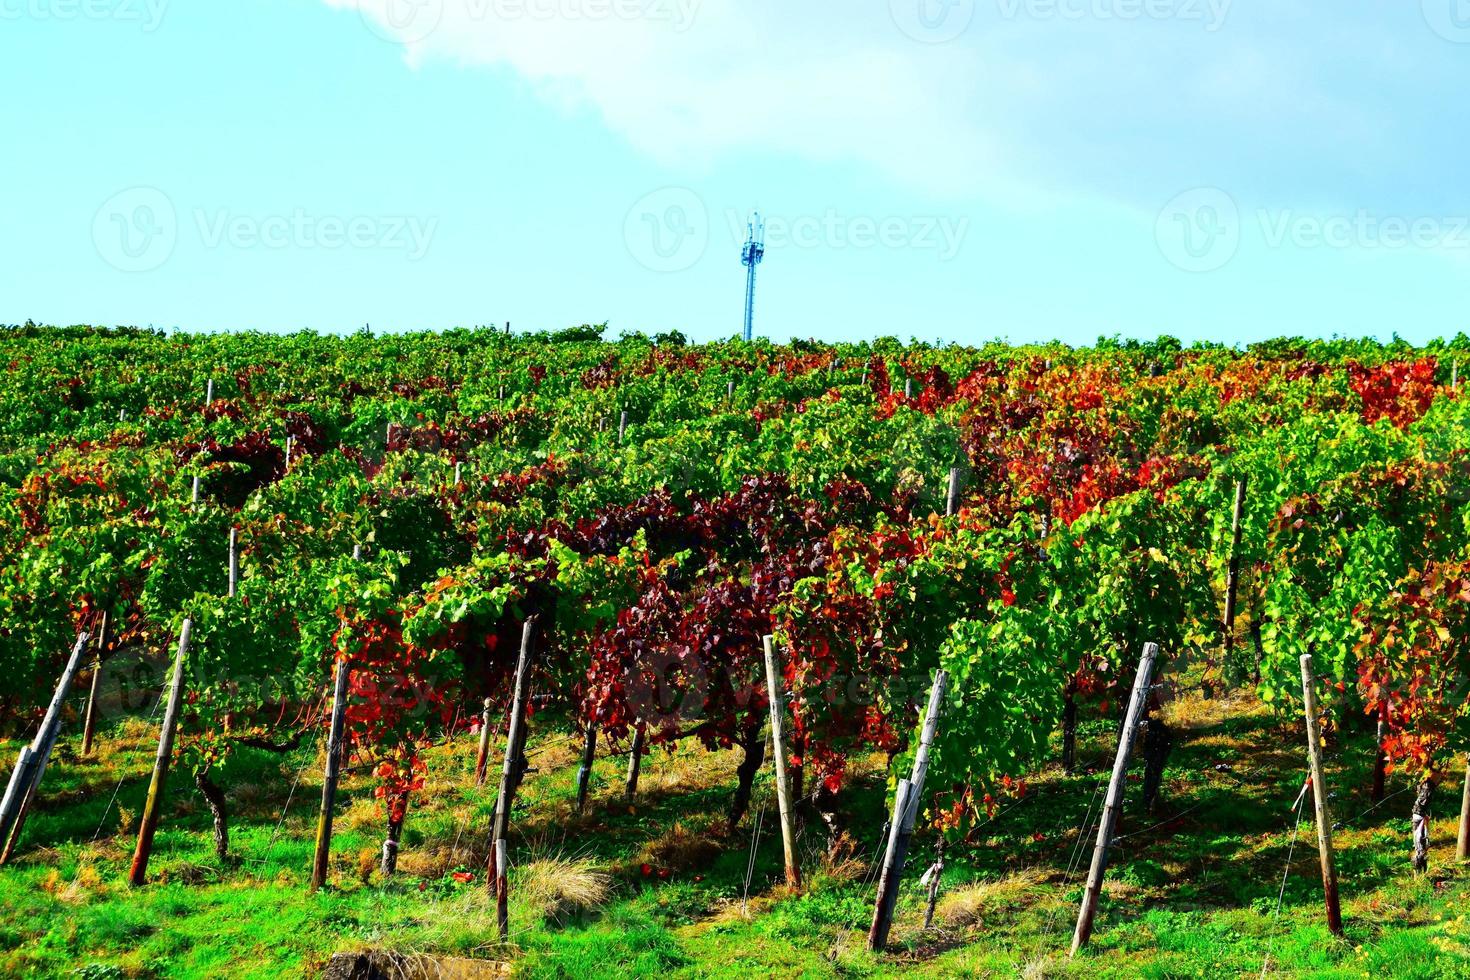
[
  {"x1": 205, "y1": 379, "x2": 213, "y2": 404},
  {"x1": 1457, "y1": 755, "x2": 1470, "y2": 862},
  {"x1": 453, "y1": 462, "x2": 462, "y2": 487},
  {"x1": 762, "y1": 635, "x2": 800, "y2": 887},
  {"x1": 488, "y1": 618, "x2": 537, "y2": 888},
  {"x1": 474, "y1": 697, "x2": 495, "y2": 787},
  {"x1": 1454, "y1": 359, "x2": 1459, "y2": 393},
  {"x1": 494, "y1": 838, "x2": 510, "y2": 940},
  {"x1": 191, "y1": 475, "x2": 201, "y2": 504},
  {"x1": 869, "y1": 779, "x2": 911, "y2": 949},
  {"x1": 945, "y1": 467, "x2": 961, "y2": 518},
  {"x1": 227, "y1": 528, "x2": 239, "y2": 598},
  {"x1": 129, "y1": 620, "x2": 193, "y2": 887},
  {"x1": 618, "y1": 410, "x2": 628, "y2": 444},
  {"x1": 1371, "y1": 706, "x2": 1388, "y2": 804},
  {"x1": 905, "y1": 378, "x2": 913, "y2": 399},
  {"x1": 285, "y1": 434, "x2": 295, "y2": 466},
  {"x1": 726, "y1": 380, "x2": 735, "y2": 402},
  {"x1": 1222, "y1": 478, "x2": 1247, "y2": 652},
  {"x1": 1070, "y1": 641, "x2": 1159, "y2": 956},
  {"x1": 309, "y1": 655, "x2": 352, "y2": 892},
  {"x1": 1299, "y1": 654, "x2": 1344, "y2": 936},
  {"x1": 869, "y1": 670, "x2": 949, "y2": 952},
  {"x1": 575, "y1": 723, "x2": 598, "y2": 814},
  {"x1": 0, "y1": 632, "x2": 92, "y2": 857},
  {"x1": 625, "y1": 723, "x2": 646, "y2": 802}
]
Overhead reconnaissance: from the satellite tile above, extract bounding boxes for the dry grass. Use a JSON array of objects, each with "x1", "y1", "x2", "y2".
[
  {"x1": 514, "y1": 855, "x2": 612, "y2": 922},
  {"x1": 934, "y1": 868, "x2": 1048, "y2": 931},
  {"x1": 634, "y1": 818, "x2": 725, "y2": 875}
]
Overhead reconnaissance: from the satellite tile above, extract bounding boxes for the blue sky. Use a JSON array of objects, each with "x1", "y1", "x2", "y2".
[{"x1": 2, "y1": 0, "x2": 1468, "y2": 346}]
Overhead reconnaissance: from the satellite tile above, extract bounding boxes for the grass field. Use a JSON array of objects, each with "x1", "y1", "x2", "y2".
[{"x1": 4, "y1": 686, "x2": 1470, "y2": 979}]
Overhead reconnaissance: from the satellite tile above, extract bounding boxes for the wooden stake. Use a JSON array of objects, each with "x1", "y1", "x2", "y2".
[
  {"x1": 1457, "y1": 755, "x2": 1470, "y2": 862},
  {"x1": 625, "y1": 723, "x2": 646, "y2": 802},
  {"x1": 575, "y1": 723, "x2": 598, "y2": 814},
  {"x1": 191, "y1": 475, "x2": 201, "y2": 504},
  {"x1": 1070, "y1": 641, "x2": 1159, "y2": 956},
  {"x1": 495, "y1": 839, "x2": 510, "y2": 940},
  {"x1": 227, "y1": 528, "x2": 239, "y2": 598},
  {"x1": 762, "y1": 635, "x2": 800, "y2": 887},
  {"x1": 453, "y1": 462, "x2": 462, "y2": 487},
  {"x1": 309, "y1": 655, "x2": 352, "y2": 892},
  {"x1": 869, "y1": 670, "x2": 949, "y2": 952},
  {"x1": 488, "y1": 618, "x2": 537, "y2": 889},
  {"x1": 618, "y1": 410, "x2": 628, "y2": 444},
  {"x1": 0, "y1": 631, "x2": 92, "y2": 858},
  {"x1": 905, "y1": 378, "x2": 913, "y2": 399},
  {"x1": 945, "y1": 467, "x2": 961, "y2": 518},
  {"x1": 726, "y1": 380, "x2": 735, "y2": 402},
  {"x1": 474, "y1": 697, "x2": 494, "y2": 788},
  {"x1": 1299, "y1": 653, "x2": 1344, "y2": 935},
  {"x1": 1222, "y1": 478, "x2": 1247, "y2": 653},
  {"x1": 205, "y1": 379, "x2": 213, "y2": 404},
  {"x1": 129, "y1": 620, "x2": 192, "y2": 887}
]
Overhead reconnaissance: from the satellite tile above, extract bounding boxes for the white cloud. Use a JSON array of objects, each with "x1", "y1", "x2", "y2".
[
  {"x1": 324, "y1": 0, "x2": 1466, "y2": 210},
  {"x1": 328, "y1": 0, "x2": 996, "y2": 194}
]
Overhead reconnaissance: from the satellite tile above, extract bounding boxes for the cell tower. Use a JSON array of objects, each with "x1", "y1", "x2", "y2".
[{"x1": 740, "y1": 212, "x2": 765, "y2": 342}]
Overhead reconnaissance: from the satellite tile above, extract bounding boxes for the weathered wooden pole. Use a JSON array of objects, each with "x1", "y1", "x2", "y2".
[
  {"x1": 575, "y1": 723, "x2": 598, "y2": 814},
  {"x1": 205, "y1": 378, "x2": 214, "y2": 404},
  {"x1": 128, "y1": 620, "x2": 193, "y2": 887},
  {"x1": 762, "y1": 635, "x2": 801, "y2": 887},
  {"x1": 905, "y1": 378, "x2": 913, "y2": 399},
  {"x1": 227, "y1": 528, "x2": 239, "y2": 598},
  {"x1": 286, "y1": 434, "x2": 295, "y2": 466},
  {"x1": 625, "y1": 723, "x2": 647, "y2": 802},
  {"x1": 309, "y1": 655, "x2": 352, "y2": 892},
  {"x1": 1299, "y1": 653, "x2": 1344, "y2": 935},
  {"x1": 1371, "y1": 705, "x2": 1389, "y2": 804},
  {"x1": 618, "y1": 410, "x2": 628, "y2": 444},
  {"x1": 1070, "y1": 641, "x2": 1159, "y2": 956},
  {"x1": 869, "y1": 669, "x2": 949, "y2": 952},
  {"x1": 191, "y1": 475, "x2": 201, "y2": 504},
  {"x1": 474, "y1": 697, "x2": 494, "y2": 787},
  {"x1": 488, "y1": 618, "x2": 538, "y2": 889},
  {"x1": 1222, "y1": 477, "x2": 1247, "y2": 652},
  {"x1": 494, "y1": 839, "x2": 510, "y2": 940},
  {"x1": 945, "y1": 467, "x2": 961, "y2": 518},
  {"x1": 0, "y1": 631, "x2": 92, "y2": 859},
  {"x1": 453, "y1": 461, "x2": 462, "y2": 487},
  {"x1": 1457, "y1": 755, "x2": 1470, "y2": 862}
]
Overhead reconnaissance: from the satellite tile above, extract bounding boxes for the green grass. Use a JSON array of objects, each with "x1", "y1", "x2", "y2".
[{"x1": 4, "y1": 689, "x2": 1470, "y2": 978}]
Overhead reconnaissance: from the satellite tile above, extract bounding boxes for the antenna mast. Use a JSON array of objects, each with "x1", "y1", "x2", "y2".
[{"x1": 741, "y1": 212, "x2": 765, "y2": 342}]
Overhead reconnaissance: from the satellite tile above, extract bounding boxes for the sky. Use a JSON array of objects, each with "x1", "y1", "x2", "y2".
[{"x1": 2, "y1": 0, "x2": 1468, "y2": 346}]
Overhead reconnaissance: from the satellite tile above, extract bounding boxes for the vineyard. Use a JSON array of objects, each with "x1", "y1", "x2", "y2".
[{"x1": 4, "y1": 324, "x2": 1470, "y2": 978}]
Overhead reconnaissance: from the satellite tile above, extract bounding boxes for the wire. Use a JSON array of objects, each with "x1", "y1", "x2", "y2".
[{"x1": 1259, "y1": 792, "x2": 1308, "y2": 978}]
